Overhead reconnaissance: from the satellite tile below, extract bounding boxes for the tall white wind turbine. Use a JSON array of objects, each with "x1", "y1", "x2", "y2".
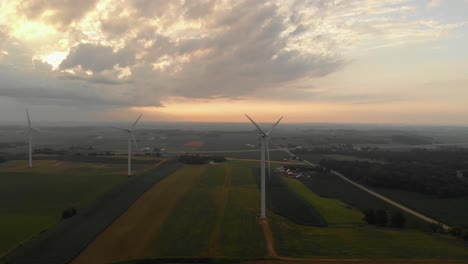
[
  {"x1": 245, "y1": 114, "x2": 283, "y2": 219},
  {"x1": 25, "y1": 109, "x2": 37, "y2": 168},
  {"x1": 114, "y1": 113, "x2": 142, "y2": 176}
]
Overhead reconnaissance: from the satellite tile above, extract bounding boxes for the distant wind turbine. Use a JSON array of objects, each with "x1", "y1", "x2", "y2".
[
  {"x1": 245, "y1": 114, "x2": 283, "y2": 219},
  {"x1": 25, "y1": 109, "x2": 37, "y2": 168},
  {"x1": 114, "y1": 113, "x2": 142, "y2": 176}
]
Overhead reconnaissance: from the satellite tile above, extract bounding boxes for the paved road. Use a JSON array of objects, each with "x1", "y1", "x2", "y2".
[
  {"x1": 3, "y1": 161, "x2": 181, "y2": 264},
  {"x1": 280, "y1": 150, "x2": 451, "y2": 229}
]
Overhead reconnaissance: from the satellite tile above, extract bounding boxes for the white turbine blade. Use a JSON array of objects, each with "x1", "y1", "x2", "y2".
[
  {"x1": 110, "y1": 126, "x2": 129, "y2": 132},
  {"x1": 131, "y1": 133, "x2": 138, "y2": 149},
  {"x1": 266, "y1": 116, "x2": 283, "y2": 136},
  {"x1": 266, "y1": 138, "x2": 271, "y2": 180},
  {"x1": 245, "y1": 114, "x2": 266, "y2": 135},
  {"x1": 130, "y1": 113, "x2": 143, "y2": 130},
  {"x1": 26, "y1": 109, "x2": 31, "y2": 128}
]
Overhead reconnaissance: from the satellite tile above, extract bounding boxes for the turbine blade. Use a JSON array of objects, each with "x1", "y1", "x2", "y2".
[
  {"x1": 26, "y1": 109, "x2": 31, "y2": 128},
  {"x1": 110, "y1": 126, "x2": 129, "y2": 132},
  {"x1": 130, "y1": 113, "x2": 143, "y2": 130},
  {"x1": 131, "y1": 133, "x2": 138, "y2": 149},
  {"x1": 266, "y1": 116, "x2": 283, "y2": 136},
  {"x1": 245, "y1": 114, "x2": 266, "y2": 135},
  {"x1": 266, "y1": 138, "x2": 271, "y2": 180}
]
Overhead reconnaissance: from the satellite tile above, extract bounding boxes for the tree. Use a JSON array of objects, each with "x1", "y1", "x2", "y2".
[
  {"x1": 375, "y1": 209, "x2": 388, "y2": 226},
  {"x1": 390, "y1": 212, "x2": 405, "y2": 228},
  {"x1": 462, "y1": 230, "x2": 468, "y2": 241},
  {"x1": 430, "y1": 222, "x2": 444, "y2": 233},
  {"x1": 61, "y1": 207, "x2": 77, "y2": 219},
  {"x1": 364, "y1": 209, "x2": 376, "y2": 225},
  {"x1": 449, "y1": 226, "x2": 463, "y2": 237}
]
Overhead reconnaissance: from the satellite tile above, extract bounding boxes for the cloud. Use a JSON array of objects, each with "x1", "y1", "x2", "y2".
[
  {"x1": 0, "y1": 0, "x2": 465, "y2": 112},
  {"x1": 427, "y1": 0, "x2": 441, "y2": 9},
  {"x1": 57, "y1": 1, "x2": 346, "y2": 100},
  {"x1": 17, "y1": 0, "x2": 99, "y2": 29},
  {"x1": 59, "y1": 43, "x2": 134, "y2": 72},
  {"x1": 0, "y1": 65, "x2": 161, "y2": 108}
]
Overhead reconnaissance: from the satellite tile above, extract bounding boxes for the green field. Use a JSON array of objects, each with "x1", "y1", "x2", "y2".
[
  {"x1": 270, "y1": 177, "x2": 468, "y2": 259},
  {"x1": 4, "y1": 158, "x2": 468, "y2": 262},
  {"x1": 299, "y1": 171, "x2": 428, "y2": 229},
  {"x1": 151, "y1": 164, "x2": 265, "y2": 258},
  {"x1": 0, "y1": 158, "x2": 157, "y2": 257},
  {"x1": 373, "y1": 188, "x2": 468, "y2": 228},
  {"x1": 74, "y1": 162, "x2": 266, "y2": 263}
]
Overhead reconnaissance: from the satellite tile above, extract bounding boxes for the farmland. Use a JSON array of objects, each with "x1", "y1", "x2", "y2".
[
  {"x1": 0, "y1": 157, "x2": 158, "y2": 258},
  {"x1": 3, "y1": 160, "x2": 180, "y2": 264},
  {"x1": 269, "y1": 177, "x2": 468, "y2": 259},
  {"x1": 73, "y1": 162, "x2": 266, "y2": 263},
  {"x1": 373, "y1": 188, "x2": 468, "y2": 228},
  {"x1": 253, "y1": 168, "x2": 327, "y2": 226},
  {"x1": 298, "y1": 171, "x2": 428, "y2": 229},
  {"x1": 73, "y1": 160, "x2": 468, "y2": 263},
  {"x1": 2, "y1": 148, "x2": 468, "y2": 262}
]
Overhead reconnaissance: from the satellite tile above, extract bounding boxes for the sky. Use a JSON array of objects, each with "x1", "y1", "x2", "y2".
[{"x1": 0, "y1": 0, "x2": 467, "y2": 125}]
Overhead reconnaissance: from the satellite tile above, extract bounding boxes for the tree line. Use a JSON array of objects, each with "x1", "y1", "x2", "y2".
[
  {"x1": 320, "y1": 158, "x2": 468, "y2": 198},
  {"x1": 363, "y1": 209, "x2": 406, "y2": 228}
]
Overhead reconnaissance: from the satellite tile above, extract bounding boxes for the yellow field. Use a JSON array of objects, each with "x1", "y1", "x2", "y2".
[{"x1": 72, "y1": 165, "x2": 207, "y2": 264}]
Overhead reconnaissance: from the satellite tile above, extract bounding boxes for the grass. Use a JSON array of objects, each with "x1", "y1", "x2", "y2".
[
  {"x1": 282, "y1": 177, "x2": 363, "y2": 227},
  {"x1": 373, "y1": 188, "x2": 468, "y2": 228},
  {"x1": 149, "y1": 163, "x2": 265, "y2": 258},
  {"x1": 0, "y1": 159, "x2": 156, "y2": 257},
  {"x1": 217, "y1": 165, "x2": 265, "y2": 257},
  {"x1": 270, "y1": 176, "x2": 468, "y2": 259},
  {"x1": 299, "y1": 171, "x2": 428, "y2": 229},
  {"x1": 254, "y1": 169, "x2": 327, "y2": 226},
  {"x1": 73, "y1": 162, "x2": 266, "y2": 263},
  {"x1": 150, "y1": 165, "x2": 225, "y2": 257}
]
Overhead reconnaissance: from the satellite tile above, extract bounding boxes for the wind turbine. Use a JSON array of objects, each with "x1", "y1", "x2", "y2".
[
  {"x1": 114, "y1": 114, "x2": 142, "y2": 176},
  {"x1": 25, "y1": 109, "x2": 37, "y2": 168},
  {"x1": 245, "y1": 114, "x2": 283, "y2": 219}
]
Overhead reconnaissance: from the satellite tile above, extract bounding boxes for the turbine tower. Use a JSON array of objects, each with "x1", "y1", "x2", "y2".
[
  {"x1": 25, "y1": 109, "x2": 36, "y2": 168},
  {"x1": 115, "y1": 113, "x2": 142, "y2": 176},
  {"x1": 245, "y1": 114, "x2": 283, "y2": 219}
]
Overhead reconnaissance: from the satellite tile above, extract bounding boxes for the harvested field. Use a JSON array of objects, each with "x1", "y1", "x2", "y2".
[
  {"x1": 0, "y1": 159, "x2": 155, "y2": 257},
  {"x1": 3, "y1": 161, "x2": 181, "y2": 264},
  {"x1": 72, "y1": 162, "x2": 266, "y2": 262},
  {"x1": 73, "y1": 165, "x2": 206, "y2": 264}
]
